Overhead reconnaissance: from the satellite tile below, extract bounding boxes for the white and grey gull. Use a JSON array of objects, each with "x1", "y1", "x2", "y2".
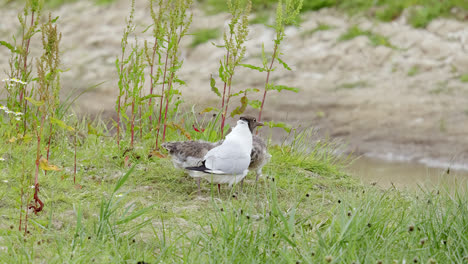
[{"x1": 162, "y1": 116, "x2": 270, "y2": 194}]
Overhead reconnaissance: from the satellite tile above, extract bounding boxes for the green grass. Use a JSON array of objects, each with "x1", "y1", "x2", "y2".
[
  {"x1": 339, "y1": 25, "x2": 396, "y2": 48},
  {"x1": 198, "y1": 0, "x2": 468, "y2": 28},
  {"x1": 250, "y1": 10, "x2": 271, "y2": 25},
  {"x1": 1, "y1": 116, "x2": 467, "y2": 263},
  {"x1": 460, "y1": 74, "x2": 468, "y2": 83},
  {"x1": 3, "y1": 0, "x2": 117, "y2": 8},
  {"x1": 336, "y1": 80, "x2": 368, "y2": 90},
  {"x1": 301, "y1": 23, "x2": 335, "y2": 38},
  {"x1": 190, "y1": 28, "x2": 221, "y2": 47},
  {"x1": 407, "y1": 65, "x2": 420, "y2": 76}
]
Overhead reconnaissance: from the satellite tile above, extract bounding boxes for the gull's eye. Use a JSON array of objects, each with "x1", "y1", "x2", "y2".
[{"x1": 253, "y1": 119, "x2": 256, "y2": 122}]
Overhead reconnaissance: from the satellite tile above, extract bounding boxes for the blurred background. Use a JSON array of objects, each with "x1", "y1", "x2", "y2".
[{"x1": 1, "y1": 0, "x2": 468, "y2": 188}]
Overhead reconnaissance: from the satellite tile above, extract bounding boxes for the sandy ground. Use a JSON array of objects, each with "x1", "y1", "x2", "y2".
[{"x1": 1, "y1": 0, "x2": 468, "y2": 169}]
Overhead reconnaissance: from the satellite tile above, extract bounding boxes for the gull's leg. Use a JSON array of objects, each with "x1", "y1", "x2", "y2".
[
  {"x1": 240, "y1": 178, "x2": 244, "y2": 192},
  {"x1": 256, "y1": 169, "x2": 262, "y2": 182},
  {"x1": 217, "y1": 184, "x2": 221, "y2": 194}
]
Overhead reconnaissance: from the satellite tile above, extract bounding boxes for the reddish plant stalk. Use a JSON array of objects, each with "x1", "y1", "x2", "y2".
[
  {"x1": 24, "y1": 205, "x2": 29, "y2": 234},
  {"x1": 22, "y1": 100, "x2": 28, "y2": 136},
  {"x1": 257, "y1": 43, "x2": 279, "y2": 125},
  {"x1": 74, "y1": 128, "x2": 77, "y2": 184},
  {"x1": 222, "y1": 76, "x2": 234, "y2": 126},
  {"x1": 29, "y1": 114, "x2": 45, "y2": 216},
  {"x1": 139, "y1": 104, "x2": 142, "y2": 141},
  {"x1": 161, "y1": 71, "x2": 176, "y2": 142},
  {"x1": 116, "y1": 44, "x2": 127, "y2": 149},
  {"x1": 116, "y1": 97, "x2": 121, "y2": 148},
  {"x1": 219, "y1": 50, "x2": 230, "y2": 137},
  {"x1": 44, "y1": 125, "x2": 53, "y2": 176},
  {"x1": 130, "y1": 99, "x2": 135, "y2": 148},
  {"x1": 19, "y1": 186, "x2": 24, "y2": 231},
  {"x1": 148, "y1": 41, "x2": 158, "y2": 130},
  {"x1": 155, "y1": 33, "x2": 172, "y2": 148},
  {"x1": 19, "y1": 11, "x2": 35, "y2": 106}
]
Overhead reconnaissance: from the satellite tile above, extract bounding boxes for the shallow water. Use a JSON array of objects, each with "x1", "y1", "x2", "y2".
[{"x1": 346, "y1": 156, "x2": 468, "y2": 192}]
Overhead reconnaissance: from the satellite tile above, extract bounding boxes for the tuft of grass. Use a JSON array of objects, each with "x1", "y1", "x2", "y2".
[
  {"x1": 190, "y1": 28, "x2": 220, "y2": 47},
  {"x1": 429, "y1": 81, "x2": 456, "y2": 95},
  {"x1": 460, "y1": 74, "x2": 468, "y2": 83},
  {"x1": 375, "y1": 3, "x2": 405, "y2": 21},
  {"x1": 339, "y1": 25, "x2": 395, "y2": 48},
  {"x1": 5, "y1": 0, "x2": 118, "y2": 9},
  {"x1": 336, "y1": 80, "x2": 368, "y2": 90},
  {"x1": 301, "y1": 22, "x2": 335, "y2": 38},
  {"x1": 250, "y1": 10, "x2": 271, "y2": 24},
  {"x1": 200, "y1": 0, "x2": 468, "y2": 28},
  {"x1": 407, "y1": 65, "x2": 420, "y2": 76}
]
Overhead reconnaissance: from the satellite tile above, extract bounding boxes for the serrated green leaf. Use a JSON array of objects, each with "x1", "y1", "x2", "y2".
[
  {"x1": 174, "y1": 78, "x2": 186, "y2": 85},
  {"x1": 51, "y1": 117, "x2": 75, "y2": 132},
  {"x1": 267, "y1": 84, "x2": 299, "y2": 93},
  {"x1": 140, "y1": 94, "x2": 162, "y2": 101},
  {"x1": 0, "y1": 41, "x2": 19, "y2": 54},
  {"x1": 230, "y1": 88, "x2": 260, "y2": 97},
  {"x1": 211, "y1": 42, "x2": 225, "y2": 48},
  {"x1": 200, "y1": 107, "x2": 218, "y2": 114},
  {"x1": 277, "y1": 57, "x2": 291, "y2": 71},
  {"x1": 248, "y1": 99, "x2": 262, "y2": 109},
  {"x1": 210, "y1": 75, "x2": 221, "y2": 97},
  {"x1": 25, "y1": 97, "x2": 44, "y2": 107},
  {"x1": 264, "y1": 121, "x2": 292, "y2": 133},
  {"x1": 218, "y1": 61, "x2": 226, "y2": 82},
  {"x1": 261, "y1": 43, "x2": 268, "y2": 67},
  {"x1": 230, "y1": 96, "x2": 248, "y2": 117},
  {"x1": 240, "y1": 63, "x2": 266, "y2": 72}
]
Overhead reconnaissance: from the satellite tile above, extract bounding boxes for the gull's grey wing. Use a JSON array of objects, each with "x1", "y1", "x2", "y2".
[{"x1": 204, "y1": 142, "x2": 251, "y2": 174}]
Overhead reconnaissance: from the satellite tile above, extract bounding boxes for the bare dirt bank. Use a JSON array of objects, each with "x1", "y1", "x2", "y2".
[{"x1": 1, "y1": 1, "x2": 468, "y2": 169}]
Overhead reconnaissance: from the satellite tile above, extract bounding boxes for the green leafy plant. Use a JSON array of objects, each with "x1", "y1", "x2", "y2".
[
  {"x1": 209, "y1": 0, "x2": 252, "y2": 136},
  {"x1": 339, "y1": 25, "x2": 395, "y2": 48},
  {"x1": 1, "y1": 0, "x2": 67, "y2": 234},
  {"x1": 28, "y1": 13, "x2": 63, "y2": 225},
  {"x1": 115, "y1": 0, "x2": 193, "y2": 151},
  {"x1": 240, "y1": 0, "x2": 302, "y2": 126},
  {"x1": 95, "y1": 166, "x2": 152, "y2": 240}
]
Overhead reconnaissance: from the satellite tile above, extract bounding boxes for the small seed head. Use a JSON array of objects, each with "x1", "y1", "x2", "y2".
[
  {"x1": 409, "y1": 225, "x2": 415, "y2": 232},
  {"x1": 325, "y1": 256, "x2": 333, "y2": 263}
]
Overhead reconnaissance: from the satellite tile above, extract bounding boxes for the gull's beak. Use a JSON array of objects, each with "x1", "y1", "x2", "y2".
[{"x1": 256, "y1": 121, "x2": 264, "y2": 127}]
